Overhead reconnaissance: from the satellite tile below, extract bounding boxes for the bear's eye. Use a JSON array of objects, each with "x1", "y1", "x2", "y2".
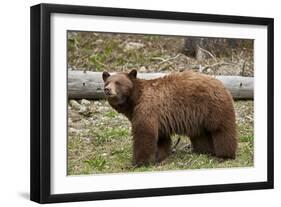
[{"x1": 115, "y1": 81, "x2": 121, "y2": 85}]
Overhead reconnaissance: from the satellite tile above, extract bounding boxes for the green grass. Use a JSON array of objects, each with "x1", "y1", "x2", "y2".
[
  {"x1": 87, "y1": 126, "x2": 129, "y2": 144},
  {"x1": 67, "y1": 100, "x2": 254, "y2": 175},
  {"x1": 104, "y1": 110, "x2": 119, "y2": 118},
  {"x1": 84, "y1": 158, "x2": 107, "y2": 170}
]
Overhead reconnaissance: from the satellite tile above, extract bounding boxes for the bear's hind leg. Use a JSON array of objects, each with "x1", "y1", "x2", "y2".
[
  {"x1": 190, "y1": 133, "x2": 214, "y2": 155},
  {"x1": 156, "y1": 136, "x2": 171, "y2": 163},
  {"x1": 212, "y1": 129, "x2": 237, "y2": 159}
]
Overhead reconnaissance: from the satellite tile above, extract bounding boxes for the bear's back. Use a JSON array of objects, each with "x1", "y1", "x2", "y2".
[
  {"x1": 140, "y1": 71, "x2": 229, "y2": 104},
  {"x1": 135, "y1": 71, "x2": 235, "y2": 136}
]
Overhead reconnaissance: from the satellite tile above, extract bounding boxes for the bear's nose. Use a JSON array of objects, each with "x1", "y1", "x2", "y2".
[{"x1": 104, "y1": 87, "x2": 111, "y2": 95}]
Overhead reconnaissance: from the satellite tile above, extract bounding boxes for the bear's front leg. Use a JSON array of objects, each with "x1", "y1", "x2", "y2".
[{"x1": 132, "y1": 118, "x2": 158, "y2": 166}]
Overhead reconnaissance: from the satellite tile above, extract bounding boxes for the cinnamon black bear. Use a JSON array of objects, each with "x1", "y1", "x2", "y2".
[{"x1": 102, "y1": 70, "x2": 237, "y2": 166}]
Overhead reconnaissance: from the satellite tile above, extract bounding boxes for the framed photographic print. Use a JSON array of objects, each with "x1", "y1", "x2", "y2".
[{"x1": 30, "y1": 3, "x2": 274, "y2": 204}]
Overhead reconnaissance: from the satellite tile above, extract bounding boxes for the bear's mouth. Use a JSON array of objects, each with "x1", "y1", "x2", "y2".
[
  {"x1": 107, "y1": 94, "x2": 117, "y2": 98},
  {"x1": 104, "y1": 92, "x2": 117, "y2": 98}
]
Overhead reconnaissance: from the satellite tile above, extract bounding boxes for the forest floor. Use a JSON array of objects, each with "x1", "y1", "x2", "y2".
[
  {"x1": 67, "y1": 99, "x2": 253, "y2": 175},
  {"x1": 67, "y1": 32, "x2": 254, "y2": 175}
]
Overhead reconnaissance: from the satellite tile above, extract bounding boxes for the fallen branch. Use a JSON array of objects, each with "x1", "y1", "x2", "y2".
[
  {"x1": 240, "y1": 60, "x2": 247, "y2": 76},
  {"x1": 199, "y1": 62, "x2": 237, "y2": 73},
  {"x1": 151, "y1": 54, "x2": 181, "y2": 64},
  {"x1": 197, "y1": 46, "x2": 217, "y2": 61}
]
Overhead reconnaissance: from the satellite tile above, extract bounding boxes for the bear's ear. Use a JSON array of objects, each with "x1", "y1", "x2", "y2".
[
  {"x1": 128, "y1": 69, "x2": 137, "y2": 79},
  {"x1": 102, "y1": 71, "x2": 110, "y2": 82}
]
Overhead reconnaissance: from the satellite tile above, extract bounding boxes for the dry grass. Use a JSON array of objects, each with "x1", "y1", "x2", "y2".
[{"x1": 68, "y1": 32, "x2": 253, "y2": 76}]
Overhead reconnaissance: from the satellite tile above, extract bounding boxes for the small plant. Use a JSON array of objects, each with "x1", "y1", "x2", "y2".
[
  {"x1": 104, "y1": 110, "x2": 118, "y2": 118},
  {"x1": 84, "y1": 158, "x2": 106, "y2": 170},
  {"x1": 240, "y1": 135, "x2": 254, "y2": 142}
]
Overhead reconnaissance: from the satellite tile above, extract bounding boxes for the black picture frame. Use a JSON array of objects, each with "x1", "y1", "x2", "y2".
[{"x1": 30, "y1": 3, "x2": 274, "y2": 204}]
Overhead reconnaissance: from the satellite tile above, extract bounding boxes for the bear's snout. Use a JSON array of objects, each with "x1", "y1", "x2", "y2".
[{"x1": 104, "y1": 87, "x2": 112, "y2": 96}]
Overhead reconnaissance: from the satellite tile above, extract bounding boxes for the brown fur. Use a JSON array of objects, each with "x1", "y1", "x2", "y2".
[{"x1": 102, "y1": 70, "x2": 237, "y2": 166}]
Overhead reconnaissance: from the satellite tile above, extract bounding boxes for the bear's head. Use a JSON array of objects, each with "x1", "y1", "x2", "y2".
[{"x1": 102, "y1": 70, "x2": 137, "y2": 106}]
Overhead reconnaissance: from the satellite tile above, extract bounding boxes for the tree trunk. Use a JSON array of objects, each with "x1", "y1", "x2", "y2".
[
  {"x1": 182, "y1": 37, "x2": 253, "y2": 58},
  {"x1": 68, "y1": 71, "x2": 253, "y2": 100}
]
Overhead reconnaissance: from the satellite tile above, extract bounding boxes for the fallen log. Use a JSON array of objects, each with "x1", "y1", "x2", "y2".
[{"x1": 68, "y1": 71, "x2": 253, "y2": 100}]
